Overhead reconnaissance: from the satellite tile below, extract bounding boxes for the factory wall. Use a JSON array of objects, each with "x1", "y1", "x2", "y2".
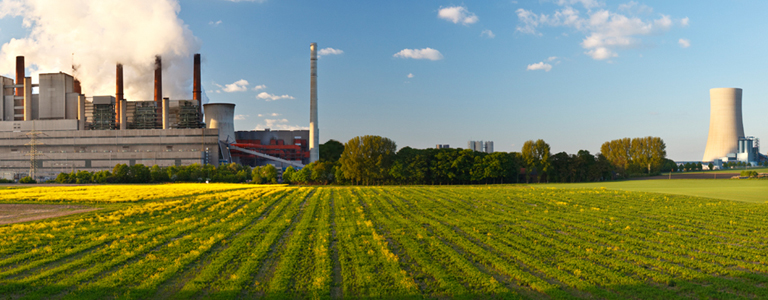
[{"x1": 0, "y1": 128, "x2": 220, "y2": 179}]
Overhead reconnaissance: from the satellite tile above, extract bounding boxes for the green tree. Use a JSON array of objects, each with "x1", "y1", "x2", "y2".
[
  {"x1": 339, "y1": 135, "x2": 397, "y2": 185},
  {"x1": 149, "y1": 165, "x2": 165, "y2": 182},
  {"x1": 251, "y1": 166, "x2": 263, "y2": 184},
  {"x1": 112, "y1": 164, "x2": 130, "y2": 183},
  {"x1": 282, "y1": 166, "x2": 295, "y2": 184},
  {"x1": 522, "y1": 139, "x2": 551, "y2": 183},
  {"x1": 320, "y1": 139, "x2": 344, "y2": 162},
  {"x1": 261, "y1": 165, "x2": 278, "y2": 184},
  {"x1": 311, "y1": 161, "x2": 335, "y2": 185}
]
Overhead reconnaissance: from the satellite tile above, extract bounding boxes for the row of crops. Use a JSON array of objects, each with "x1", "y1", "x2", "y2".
[{"x1": 2, "y1": 185, "x2": 768, "y2": 299}]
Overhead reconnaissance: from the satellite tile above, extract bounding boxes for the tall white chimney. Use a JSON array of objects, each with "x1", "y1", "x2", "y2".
[{"x1": 309, "y1": 43, "x2": 319, "y2": 163}]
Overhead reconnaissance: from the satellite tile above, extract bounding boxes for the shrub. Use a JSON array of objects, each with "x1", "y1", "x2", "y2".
[{"x1": 19, "y1": 176, "x2": 36, "y2": 184}]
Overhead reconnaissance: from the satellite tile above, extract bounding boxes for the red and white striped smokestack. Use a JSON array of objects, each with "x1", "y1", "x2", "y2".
[
  {"x1": 154, "y1": 56, "x2": 162, "y2": 103},
  {"x1": 15, "y1": 56, "x2": 24, "y2": 97}
]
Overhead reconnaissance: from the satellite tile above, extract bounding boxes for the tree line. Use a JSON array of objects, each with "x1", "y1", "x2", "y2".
[
  {"x1": 46, "y1": 135, "x2": 669, "y2": 185},
  {"x1": 284, "y1": 135, "x2": 668, "y2": 185}
]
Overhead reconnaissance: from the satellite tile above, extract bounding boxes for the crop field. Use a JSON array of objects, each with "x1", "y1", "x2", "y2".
[
  {"x1": 544, "y1": 179, "x2": 768, "y2": 203},
  {"x1": 2, "y1": 185, "x2": 768, "y2": 299}
]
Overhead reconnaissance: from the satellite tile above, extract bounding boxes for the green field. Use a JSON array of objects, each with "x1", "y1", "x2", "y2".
[
  {"x1": 543, "y1": 179, "x2": 768, "y2": 203},
  {"x1": 2, "y1": 184, "x2": 768, "y2": 299},
  {"x1": 663, "y1": 167, "x2": 768, "y2": 175}
]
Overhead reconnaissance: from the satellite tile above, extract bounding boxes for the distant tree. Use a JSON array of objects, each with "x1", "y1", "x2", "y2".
[
  {"x1": 112, "y1": 164, "x2": 129, "y2": 183},
  {"x1": 708, "y1": 162, "x2": 714, "y2": 170},
  {"x1": 295, "y1": 163, "x2": 313, "y2": 184},
  {"x1": 251, "y1": 166, "x2": 263, "y2": 184},
  {"x1": 522, "y1": 139, "x2": 551, "y2": 183},
  {"x1": 261, "y1": 165, "x2": 278, "y2": 184},
  {"x1": 129, "y1": 164, "x2": 151, "y2": 183},
  {"x1": 696, "y1": 162, "x2": 703, "y2": 171},
  {"x1": 311, "y1": 161, "x2": 335, "y2": 185},
  {"x1": 282, "y1": 166, "x2": 295, "y2": 184},
  {"x1": 19, "y1": 176, "x2": 36, "y2": 184},
  {"x1": 339, "y1": 136, "x2": 396, "y2": 185},
  {"x1": 320, "y1": 139, "x2": 345, "y2": 162}
]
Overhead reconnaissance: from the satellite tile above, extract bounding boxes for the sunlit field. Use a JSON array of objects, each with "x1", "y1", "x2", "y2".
[
  {"x1": 2, "y1": 184, "x2": 768, "y2": 299},
  {"x1": 543, "y1": 179, "x2": 768, "y2": 203}
]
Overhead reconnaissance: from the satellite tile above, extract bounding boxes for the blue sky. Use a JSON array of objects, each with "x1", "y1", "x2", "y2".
[{"x1": 1, "y1": 0, "x2": 767, "y2": 161}]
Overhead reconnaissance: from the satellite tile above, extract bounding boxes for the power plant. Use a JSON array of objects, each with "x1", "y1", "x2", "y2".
[
  {"x1": 702, "y1": 88, "x2": 766, "y2": 167},
  {"x1": 0, "y1": 43, "x2": 320, "y2": 181}
]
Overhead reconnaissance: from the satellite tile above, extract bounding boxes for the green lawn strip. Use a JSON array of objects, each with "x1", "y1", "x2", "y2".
[
  {"x1": 52, "y1": 188, "x2": 266, "y2": 300},
  {"x1": 12, "y1": 190, "x2": 252, "y2": 300},
  {"x1": 368, "y1": 188, "x2": 518, "y2": 298},
  {"x1": 541, "y1": 180, "x2": 768, "y2": 203},
  {"x1": 360, "y1": 188, "x2": 490, "y2": 298},
  {"x1": 168, "y1": 189, "x2": 294, "y2": 299},
  {"x1": 205, "y1": 188, "x2": 312, "y2": 299},
  {"x1": 390, "y1": 187, "x2": 587, "y2": 299},
  {"x1": 263, "y1": 187, "x2": 324, "y2": 298},
  {"x1": 457, "y1": 187, "x2": 763, "y2": 298},
  {"x1": 0, "y1": 199, "x2": 191, "y2": 269},
  {"x1": 307, "y1": 189, "x2": 333, "y2": 300},
  {"x1": 319, "y1": 188, "x2": 418, "y2": 299}
]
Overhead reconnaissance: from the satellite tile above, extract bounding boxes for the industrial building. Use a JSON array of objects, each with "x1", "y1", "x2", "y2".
[
  {"x1": 702, "y1": 88, "x2": 766, "y2": 167},
  {"x1": 0, "y1": 54, "x2": 218, "y2": 181},
  {"x1": 0, "y1": 43, "x2": 321, "y2": 181}
]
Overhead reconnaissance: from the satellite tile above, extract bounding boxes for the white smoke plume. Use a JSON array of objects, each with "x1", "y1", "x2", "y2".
[{"x1": 0, "y1": 0, "x2": 200, "y2": 100}]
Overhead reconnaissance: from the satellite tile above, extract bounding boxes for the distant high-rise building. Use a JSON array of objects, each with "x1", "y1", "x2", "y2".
[
  {"x1": 468, "y1": 140, "x2": 494, "y2": 153},
  {"x1": 484, "y1": 141, "x2": 494, "y2": 153},
  {"x1": 436, "y1": 144, "x2": 450, "y2": 149}
]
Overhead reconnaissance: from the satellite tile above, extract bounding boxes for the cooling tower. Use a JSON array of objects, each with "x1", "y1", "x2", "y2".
[
  {"x1": 309, "y1": 43, "x2": 319, "y2": 163},
  {"x1": 702, "y1": 88, "x2": 745, "y2": 162},
  {"x1": 204, "y1": 103, "x2": 236, "y2": 143}
]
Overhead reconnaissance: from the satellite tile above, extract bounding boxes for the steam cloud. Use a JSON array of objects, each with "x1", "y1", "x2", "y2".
[{"x1": 0, "y1": 0, "x2": 200, "y2": 100}]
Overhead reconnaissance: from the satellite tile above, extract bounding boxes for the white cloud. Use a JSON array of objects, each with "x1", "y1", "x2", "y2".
[
  {"x1": 0, "y1": 0, "x2": 200, "y2": 101},
  {"x1": 234, "y1": 114, "x2": 248, "y2": 120},
  {"x1": 252, "y1": 84, "x2": 266, "y2": 91},
  {"x1": 257, "y1": 92, "x2": 294, "y2": 101},
  {"x1": 438, "y1": 6, "x2": 478, "y2": 25},
  {"x1": 680, "y1": 17, "x2": 689, "y2": 26},
  {"x1": 257, "y1": 114, "x2": 263, "y2": 117},
  {"x1": 220, "y1": 79, "x2": 249, "y2": 92},
  {"x1": 547, "y1": 56, "x2": 558, "y2": 61},
  {"x1": 516, "y1": 4, "x2": 678, "y2": 61},
  {"x1": 555, "y1": 0, "x2": 602, "y2": 9},
  {"x1": 618, "y1": 1, "x2": 653, "y2": 14},
  {"x1": 254, "y1": 118, "x2": 309, "y2": 130},
  {"x1": 270, "y1": 112, "x2": 280, "y2": 116},
  {"x1": 527, "y1": 62, "x2": 553, "y2": 72},
  {"x1": 393, "y1": 48, "x2": 443, "y2": 61},
  {"x1": 318, "y1": 47, "x2": 343, "y2": 57},
  {"x1": 209, "y1": 20, "x2": 222, "y2": 26},
  {"x1": 481, "y1": 29, "x2": 495, "y2": 38},
  {"x1": 678, "y1": 38, "x2": 690, "y2": 48},
  {"x1": 407, "y1": 73, "x2": 414, "y2": 78}
]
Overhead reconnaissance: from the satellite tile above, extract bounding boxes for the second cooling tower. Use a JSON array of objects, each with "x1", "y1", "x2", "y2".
[
  {"x1": 702, "y1": 88, "x2": 744, "y2": 162},
  {"x1": 204, "y1": 103, "x2": 236, "y2": 144}
]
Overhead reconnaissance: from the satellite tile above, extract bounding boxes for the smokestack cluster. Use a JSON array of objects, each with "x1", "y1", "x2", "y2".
[{"x1": 309, "y1": 43, "x2": 319, "y2": 163}]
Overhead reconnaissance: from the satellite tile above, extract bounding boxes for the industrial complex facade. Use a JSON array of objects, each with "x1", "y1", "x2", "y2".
[{"x1": 0, "y1": 43, "x2": 322, "y2": 181}]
